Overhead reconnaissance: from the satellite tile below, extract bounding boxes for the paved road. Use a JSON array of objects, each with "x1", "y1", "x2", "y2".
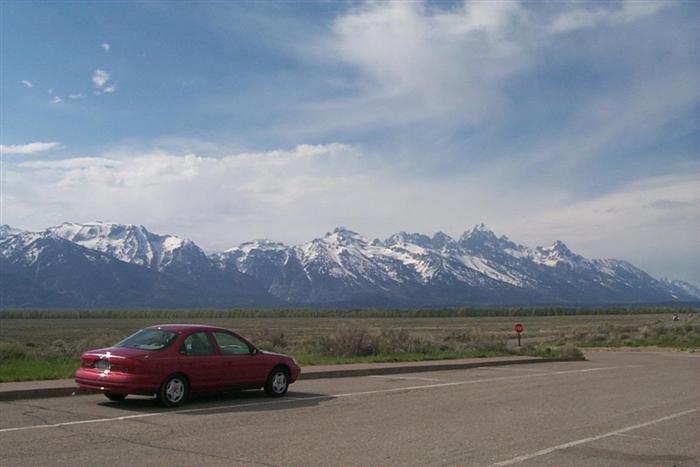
[{"x1": 0, "y1": 350, "x2": 697, "y2": 466}]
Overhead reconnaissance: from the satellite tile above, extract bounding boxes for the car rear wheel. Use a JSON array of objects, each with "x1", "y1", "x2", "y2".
[
  {"x1": 264, "y1": 367, "x2": 289, "y2": 397},
  {"x1": 104, "y1": 393, "x2": 127, "y2": 402},
  {"x1": 158, "y1": 375, "x2": 189, "y2": 407}
]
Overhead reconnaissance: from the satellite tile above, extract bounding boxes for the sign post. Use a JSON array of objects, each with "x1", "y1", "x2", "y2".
[{"x1": 514, "y1": 323, "x2": 524, "y2": 347}]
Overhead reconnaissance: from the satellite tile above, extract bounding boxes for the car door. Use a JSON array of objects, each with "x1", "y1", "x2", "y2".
[
  {"x1": 211, "y1": 331, "x2": 268, "y2": 389},
  {"x1": 178, "y1": 331, "x2": 221, "y2": 391}
]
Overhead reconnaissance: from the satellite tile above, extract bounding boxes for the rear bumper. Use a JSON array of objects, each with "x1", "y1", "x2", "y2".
[{"x1": 75, "y1": 369, "x2": 159, "y2": 395}]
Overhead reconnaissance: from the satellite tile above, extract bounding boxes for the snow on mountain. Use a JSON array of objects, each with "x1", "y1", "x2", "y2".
[
  {"x1": 0, "y1": 229, "x2": 212, "y2": 308},
  {"x1": 0, "y1": 225, "x2": 24, "y2": 240},
  {"x1": 532, "y1": 240, "x2": 586, "y2": 268},
  {"x1": 0, "y1": 231, "x2": 58, "y2": 266},
  {"x1": 219, "y1": 223, "x2": 697, "y2": 305},
  {"x1": 46, "y1": 221, "x2": 199, "y2": 272},
  {"x1": 660, "y1": 278, "x2": 700, "y2": 300},
  {"x1": 2, "y1": 221, "x2": 696, "y2": 307}
]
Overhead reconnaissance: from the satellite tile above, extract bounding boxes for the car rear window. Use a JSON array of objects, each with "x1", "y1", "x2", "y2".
[{"x1": 115, "y1": 329, "x2": 178, "y2": 351}]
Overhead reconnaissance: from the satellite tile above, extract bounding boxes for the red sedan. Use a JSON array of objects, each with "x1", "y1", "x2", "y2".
[{"x1": 75, "y1": 324, "x2": 301, "y2": 407}]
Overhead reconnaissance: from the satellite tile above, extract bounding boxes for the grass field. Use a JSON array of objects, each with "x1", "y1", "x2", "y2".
[{"x1": 0, "y1": 310, "x2": 696, "y2": 382}]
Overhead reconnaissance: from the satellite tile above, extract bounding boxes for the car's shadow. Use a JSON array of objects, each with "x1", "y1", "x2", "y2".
[{"x1": 97, "y1": 390, "x2": 333, "y2": 415}]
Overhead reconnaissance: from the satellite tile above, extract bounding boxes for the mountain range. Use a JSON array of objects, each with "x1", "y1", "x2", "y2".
[{"x1": 1, "y1": 221, "x2": 698, "y2": 309}]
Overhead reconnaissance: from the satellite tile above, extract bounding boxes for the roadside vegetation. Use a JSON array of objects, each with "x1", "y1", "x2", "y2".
[
  {"x1": 0, "y1": 321, "x2": 582, "y2": 382},
  {"x1": 0, "y1": 308, "x2": 695, "y2": 382},
  {"x1": 0, "y1": 306, "x2": 692, "y2": 320},
  {"x1": 555, "y1": 322, "x2": 700, "y2": 349}
]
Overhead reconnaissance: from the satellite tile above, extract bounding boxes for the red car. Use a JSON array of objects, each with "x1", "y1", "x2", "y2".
[{"x1": 75, "y1": 324, "x2": 301, "y2": 407}]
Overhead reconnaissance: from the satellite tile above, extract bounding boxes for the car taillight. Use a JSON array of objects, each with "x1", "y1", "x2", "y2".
[
  {"x1": 93, "y1": 359, "x2": 111, "y2": 370},
  {"x1": 110, "y1": 358, "x2": 143, "y2": 373},
  {"x1": 81, "y1": 355, "x2": 98, "y2": 368}
]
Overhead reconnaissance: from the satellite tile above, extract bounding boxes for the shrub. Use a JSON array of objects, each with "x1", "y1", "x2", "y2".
[
  {"x1": 0, "y1": 342, "x2": 30, "y2": 361},
  {"x1": 249, "y1": 329, "x2": 289, "y2": 352},
  {"x1": 313, "y1": 324, "x2": 380, "y2": 357}
]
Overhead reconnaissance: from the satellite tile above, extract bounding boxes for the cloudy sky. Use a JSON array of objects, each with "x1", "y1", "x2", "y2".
[{"x1": 1, "y1": 1, "x2": 698, "y2": 284}]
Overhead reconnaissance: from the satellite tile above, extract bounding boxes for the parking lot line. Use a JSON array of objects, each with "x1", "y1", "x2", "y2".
[
  {"x1": 368, "y1": 375, "x2": 446, "y2": 382},
  {"x1": 492, "y1": 408, "x2": 699, "y2": 466},
  {"x1": 0, "y1": 365, "x2": 637, "y2": 434},
  {"x1": 478, "y1": 366, "x2": 558, "y2": 373}
]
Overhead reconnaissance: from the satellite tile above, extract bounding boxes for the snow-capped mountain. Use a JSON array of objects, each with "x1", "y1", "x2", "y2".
[
  {"x1": 0, "y1": 225, "x2": 24, "y2": 240},
  {"x1": 217, "y1": 225, "x2": 700, "y2": 306},
  {"x1": 660, "y1": 279, "x2": 700, "y2": 301},
  {"x1": 0, "y1": 230, "x2": 197, "y2": 308},
  {"x1": 0, "y1": 224, "x2": 277, "y2": 308},
  {"x1": 1, "y1": 222, "x2": 698, "y2": 308},
  {"x1": 47, "y1": 222, "x2": 200, "y2": 272}
]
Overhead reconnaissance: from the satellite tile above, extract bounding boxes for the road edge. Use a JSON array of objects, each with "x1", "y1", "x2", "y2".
[{"x1": 0, "y1": 356, "x2": 583, "y2": 402}]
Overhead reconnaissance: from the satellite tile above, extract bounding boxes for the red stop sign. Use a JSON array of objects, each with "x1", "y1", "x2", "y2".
[{"x1": 514, "y1": 323, "x2": 524, "y2": 333}]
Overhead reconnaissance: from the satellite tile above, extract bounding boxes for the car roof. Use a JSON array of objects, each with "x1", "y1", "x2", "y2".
[{"x1": 146, "y1": 324, "x2": 233, "y2": 333}]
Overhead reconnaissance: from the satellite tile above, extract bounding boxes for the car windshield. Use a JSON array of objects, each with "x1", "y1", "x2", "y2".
[{"x1": 115, "y1": 329, "x2": 178, "y2": 351}]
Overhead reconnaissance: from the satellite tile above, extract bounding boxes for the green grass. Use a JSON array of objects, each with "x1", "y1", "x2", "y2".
[
  {"x1": 0, "y1": 348, "x2": 578, "y2": 382},
  {"x1": 1, "y1": 311, "x2": 694, "y2": 382},
  {"x1": 573, "y1": 324, "x2": 700, "y2": 350},
  {"x1": 0, "y1": 357, "x2": 79, "y2": 383},
  {"x1": 1, "y1": 353, "x2": 496, "y2": 382},
  {"x1": 548, "y1": 318, "x2": 700, "y2": 350}
]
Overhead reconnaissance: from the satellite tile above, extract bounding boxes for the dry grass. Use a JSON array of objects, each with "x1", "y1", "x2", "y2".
[{"x1": 1, "y1": 311, "x2": 692, "y2": 382}]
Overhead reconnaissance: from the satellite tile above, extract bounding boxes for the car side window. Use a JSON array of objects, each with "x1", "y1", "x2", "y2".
[
  {"x1": 180, "y1": 332, "x2": 215, "y2": 356},
  {"x1": 213, "y1": 332, "x2": 251, "y2": 356}
]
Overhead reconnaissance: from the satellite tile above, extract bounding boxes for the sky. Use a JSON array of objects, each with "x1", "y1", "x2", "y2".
[{"x1": 1, "y1": 0, "x2": 698, "y2": 285}]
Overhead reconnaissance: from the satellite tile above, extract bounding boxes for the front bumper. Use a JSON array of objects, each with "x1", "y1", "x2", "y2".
[{"x1": 289, "y1": 363, "x2": 301, "y2": 383}]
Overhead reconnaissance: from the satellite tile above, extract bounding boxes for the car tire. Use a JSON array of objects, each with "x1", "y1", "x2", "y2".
[
  {"x1": 158, "y1": 374, "x2": 189, "y2": 407},
  {"x1": 104, "y1": 393, "x2": 127, "y2": 402},
  {"x1": 264, "y1": 367, "x2": 289, "y2": 397}
]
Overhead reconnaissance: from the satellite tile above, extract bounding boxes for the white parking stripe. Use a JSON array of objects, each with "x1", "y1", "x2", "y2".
[
  {"x1": 369, "y1": 375, "x2": 445, "y2": 382},
  {"x1": 0, "y1": 365, "x2": 637, "y2": 434},
  {"x1": 479, "y1": 366, "x2": 558, "y2": 373},
  {"x1": 492, "y1": 408, "x2": 699, "y2": 466}
]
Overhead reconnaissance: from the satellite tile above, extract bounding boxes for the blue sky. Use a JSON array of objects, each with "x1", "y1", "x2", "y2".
[{"x1": 1, "y1": 0, "x2": 698, "y2": 284}]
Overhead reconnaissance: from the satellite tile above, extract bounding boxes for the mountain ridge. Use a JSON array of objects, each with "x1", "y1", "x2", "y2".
[{"x1": 1, "y1": 221, "x2": 698, "y2": 308}]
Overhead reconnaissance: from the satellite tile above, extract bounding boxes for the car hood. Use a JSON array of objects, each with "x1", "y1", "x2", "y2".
[{"x1": 259, "y1": 350, "x2": 292, "y2": 359}]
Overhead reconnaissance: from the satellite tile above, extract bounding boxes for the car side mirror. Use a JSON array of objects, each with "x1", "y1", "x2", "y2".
[{"x1": 249, "y1": 347, "x2": 258, "y2": 356}]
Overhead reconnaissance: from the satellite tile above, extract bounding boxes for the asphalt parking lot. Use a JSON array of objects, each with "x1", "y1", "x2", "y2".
[{"x1": 0, "y1": 350, "x2": 698, "y2": 466}]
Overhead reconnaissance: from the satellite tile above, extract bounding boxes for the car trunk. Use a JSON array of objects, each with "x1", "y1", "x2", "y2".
[{"x1": 80, "y1": 347, "x2": 150, "y2": 373}]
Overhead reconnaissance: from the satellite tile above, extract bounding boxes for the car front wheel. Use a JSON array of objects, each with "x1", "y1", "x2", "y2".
[
  {"x1": 158, "y1": 375, "x2": 189, "y2": 407},
  {"x1": 264, "y1": 367, "x2": 289, "y2": 397}
]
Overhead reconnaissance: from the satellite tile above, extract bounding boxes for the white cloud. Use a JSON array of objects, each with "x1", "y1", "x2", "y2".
[
  {"x1": 92, "y1": 69, "x2": 116, "y2": 94},
  {"x1": 5, "y1": 143, "x2": 696, "y2": 280},
  {"x1": 0, "y1": 142, "x2": 61, "y2": 155},
  {"x1": 315, "y1": 1, "x2": 532, "y2": 127},
  {"x1": 551, "y1": 0, "x2": 667, "y2": 33},
  {"x1": 286, "y1": 0, "x2": 675, "y2": 137},
  {"x1": 20, "y1": 80, "x2": 33, "y2": 88},
  {"x1": 19, "y1": 157, "x2": 121, "y2": 170},
  {"x1": 92, "y1": 69, "x2": 110, "y2": 88},
  {"x1": 101, "y1": 42, "x2": 111, "y2": 52},
  {"x1": 68, "y1": 93, "x2": 85, "y2": 99},
  {"x1": 508, "y1": 173, "x2": 700, "y2": 283},
  {"x1": 50, "y1": 96, "x2": 63, "y2": 104}
]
